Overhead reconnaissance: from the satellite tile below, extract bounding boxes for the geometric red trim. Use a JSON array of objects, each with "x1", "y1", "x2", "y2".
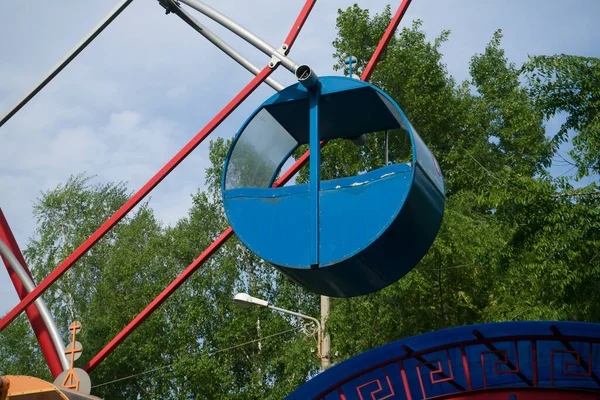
[
  {"x1": 481, "y1": 343, "x2": 520, "y2": 388},
  {"x1": 417, "y1": 350, "x2": 456, "y2": 398},
  {"x1": 550, "y1": 345, "x2": 593, "y2": 386},
  {"x1": 356, "y1": 374, "x2": 395, "y2": 400}
]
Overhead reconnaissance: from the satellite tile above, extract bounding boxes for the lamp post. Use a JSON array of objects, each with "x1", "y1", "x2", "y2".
[{"x1": 233, "y1": 293, "x2": 328, "y2": 370}]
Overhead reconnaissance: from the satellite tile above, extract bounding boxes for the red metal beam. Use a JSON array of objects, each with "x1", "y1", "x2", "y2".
[
  {"x1": 532, "y1": 340, "x2": 538, "y2": 386},
  {"x1": 0, "y1": 209, "x2": 63, "y2": 377},
  {"x1": 361, "y1": 0, "x2": 412, "y2": 82},
  {"x1": 399, "y1": 359, "x2": 413, "y2": 400},
  {"x1": 283, "y1": 0, "x2": 317, "y2": 49},
  {"x1": 9, "y1": 0, "x2": 412, "y2": 370},
  {"x1": 84, "y1": 227, "x2": 234, "y2": 371},
  {"x1": 83, "y1": 0, "x2": 318, "y2": 371},
  {"x1": 460, "y1": 345, "x2": 473, "y2": 391},
  {"x1": 0, "y1": 58, "x2": 275, "y2": 334},
  {"x1": 84, "y1": 0, "x2": 413, "y2": 370}
]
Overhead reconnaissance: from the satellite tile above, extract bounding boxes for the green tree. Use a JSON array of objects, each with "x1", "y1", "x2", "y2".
[
  {"x1": 323, "y1": 5, "x2": 599, "y2": 363},
  {"x1": 0, "y1": 315, "x2": 50, "y2": 380},
  {"x1": 1, "y1": 152, "x2": 322, "y2": 399},
  {"x1": 0, "y1": 174, "x2": 178, "y2": 398},
  {"x1": 157, "y1": 138, "x2": 321, "y2": 399},
  {"x1": 524, "y1": 55, "x2": 600, "y2": 177}
]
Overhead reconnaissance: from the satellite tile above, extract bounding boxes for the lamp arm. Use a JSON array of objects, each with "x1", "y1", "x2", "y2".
[{"x1": 267, "y1": 305, "x2": 321, "y2": 333}]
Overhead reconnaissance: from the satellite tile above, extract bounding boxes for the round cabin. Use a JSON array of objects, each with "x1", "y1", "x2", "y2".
[{"x1": 222, "y1": 76, "x2": 445, "y2": 297}]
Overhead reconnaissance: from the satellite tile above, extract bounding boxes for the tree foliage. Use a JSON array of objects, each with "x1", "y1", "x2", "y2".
[
  {"x1": 523, "y1": 55, "x2": 600, "y2": 177},
  {"x1": 323, "y1": 5, "x2": 599, "y2": 361}
]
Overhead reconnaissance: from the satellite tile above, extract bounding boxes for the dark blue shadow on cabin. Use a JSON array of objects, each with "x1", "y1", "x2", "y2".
[{"x1": 222, "y1": 76, "x2": 445, "y2": 297}]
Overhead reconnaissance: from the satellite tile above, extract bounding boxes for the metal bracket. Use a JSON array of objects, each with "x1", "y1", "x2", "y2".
[
  {"x1": 269, "y1": 44, "x2": 289, "y2": 69},
  {"x1": 161, "y1": 0, "x2": 284, "y2": 90},
  {"x1": 158, "y1": 0, "x2": 180, "y2": 15}
]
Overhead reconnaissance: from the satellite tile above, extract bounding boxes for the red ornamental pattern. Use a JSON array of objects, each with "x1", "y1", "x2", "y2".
[{"x1": 318, "y1": 336, "x2": 599, "y2": 400}]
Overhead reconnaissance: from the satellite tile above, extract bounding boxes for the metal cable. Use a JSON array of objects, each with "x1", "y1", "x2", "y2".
[
  {"x1": 0, "y1": 0, "x2": 134, "y2": 128},
  {"x1": 90, "y1": 326, "x2": 302, "y2": 389}
]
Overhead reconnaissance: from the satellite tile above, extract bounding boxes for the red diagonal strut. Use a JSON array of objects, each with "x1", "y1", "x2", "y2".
[
  {"x1": 83, "y1": 0, "x2": 318, "y2": 371},
  {"x1": 283, "y1": 0, "x2": 317, "y2": 49},
  {"x1": 85, "y1": 0, "x2": 414, "y2": 371},
  {"x1": 0, "y1": 56, "x2": 277, "y2": 333},
  {"x1": 2, "y1": 0, "x2": 413, "y2": 371},
  {"x1": 84, "y1": 227, "x2": 235, "y2": 371},
  {"x1": 361, "y1": 0, "x2": 412, "y2": 82},
  {"x1": 0, "y1": 209, "x2": 63, "y2": 377}
]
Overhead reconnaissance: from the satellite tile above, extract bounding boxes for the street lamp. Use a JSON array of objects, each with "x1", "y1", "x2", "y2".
[{"x1": 232, "y1": 293, "x2": 328, "y2": 370}]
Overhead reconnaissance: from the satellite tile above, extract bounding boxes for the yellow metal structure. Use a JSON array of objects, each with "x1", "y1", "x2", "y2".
[{"x1": 0, "y1": 376, "x2": 101, "y2": 400}]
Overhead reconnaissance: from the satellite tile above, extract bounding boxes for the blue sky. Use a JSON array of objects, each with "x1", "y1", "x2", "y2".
[{"x1": 1, "y1": 0, "x2": 599, "y2": 313}]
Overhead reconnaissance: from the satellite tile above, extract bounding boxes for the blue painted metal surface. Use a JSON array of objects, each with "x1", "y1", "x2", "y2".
[
  {"x1": 285, "y1": 321, "x2": 600, "y2": 400},
  {"x1": 308, "y1": 87, "x2": 320, "y2": 266},
  {"x1": 222, "y1": 76, "x2": 445, "y2": 297}
]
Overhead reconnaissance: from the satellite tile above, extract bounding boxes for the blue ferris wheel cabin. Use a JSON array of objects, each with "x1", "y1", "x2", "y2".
[{"x1": 222, "y1": 76, "x2": 445, "y2": 297}]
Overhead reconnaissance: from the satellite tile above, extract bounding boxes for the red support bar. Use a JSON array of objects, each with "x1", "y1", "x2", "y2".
[
  {"x1": 83, "y1": 0, "x2": 318, "y2": 370},
  {"x1": 361, "y1": 0, "x2": 412, "y2": 82},
  {"x1": 399, "y1": 359, "x2": 413, "y2": 400},
  {"x1": 8, "y1": 0, "x2": 412, "y2": 370},
  {"x1": 84, "y1": 227, "x2": 234, "y2": 371},
  {"x1": 283, "y1": 0, "x2": 317, "y2": 49},
  {"x1": 461, "y1": 345, "x2": 472, "y2": 391},
  {"x1": 0, "y1": 209, "x2": 63, "y2": 378},
  {"x1": 532, "y1": 340, "x2": 538, "y2": 387},
  {"x1": 0, "y1": 67, "x2": 274, "y2": 333}
]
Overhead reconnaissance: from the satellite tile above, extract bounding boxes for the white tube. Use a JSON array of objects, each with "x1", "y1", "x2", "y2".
[{"x1": 0, "y1": 239, "x2": 69, "y2": 371}]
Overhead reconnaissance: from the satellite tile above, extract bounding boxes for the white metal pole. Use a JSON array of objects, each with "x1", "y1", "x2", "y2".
[
  {"x1": 385, "y1": 131, "x2": 389, "y2": 165},
  {"x1": 178, "y1": 0, "x2": 299, "y2": 73},
  {"x1": 0, "y1": 239, "x2": 69, "y2": 371},
  {"x1": 166, "y1": 2, "x2": 284, "y2": 91},
  {"x1": 320, "y1": 295, "x2": 330, "y2": 370}
]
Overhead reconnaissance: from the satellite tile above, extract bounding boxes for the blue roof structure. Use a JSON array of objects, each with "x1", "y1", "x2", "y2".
[{"x1": 286, "y1": 321, "x2": 600, "y2": 399}]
